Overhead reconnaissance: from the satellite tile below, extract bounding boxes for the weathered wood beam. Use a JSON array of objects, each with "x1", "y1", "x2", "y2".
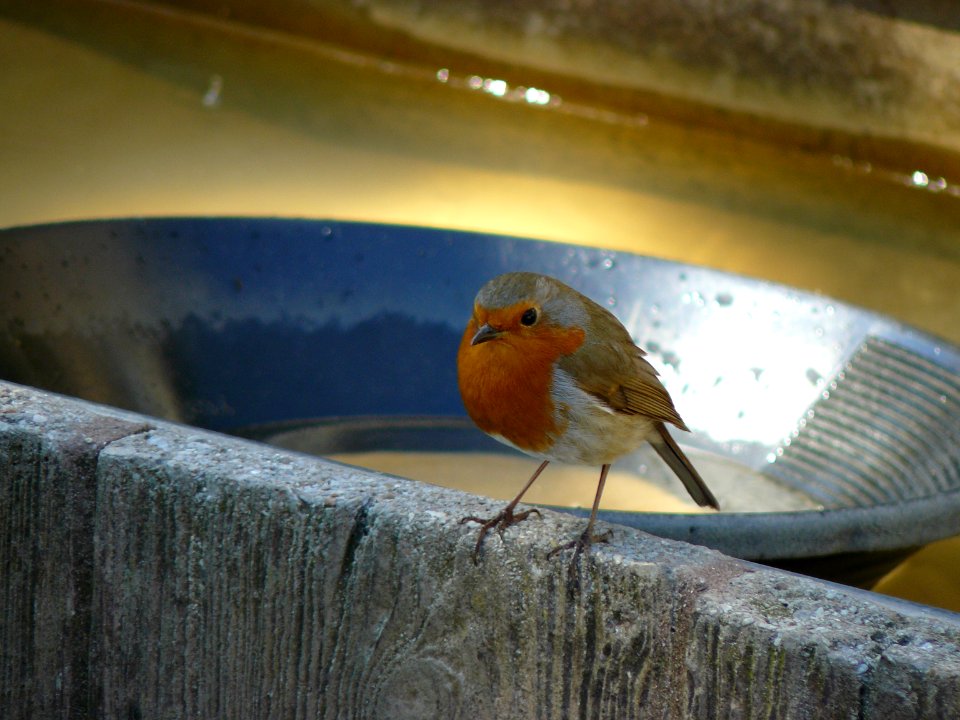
[{"x1": 2, "y1": 380, "x2": 959, "y2": 718}]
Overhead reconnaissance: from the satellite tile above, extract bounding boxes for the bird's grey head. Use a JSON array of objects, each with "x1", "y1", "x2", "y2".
[{"x1": 475, "y1": 272, "x2": 589, "y2": 328}]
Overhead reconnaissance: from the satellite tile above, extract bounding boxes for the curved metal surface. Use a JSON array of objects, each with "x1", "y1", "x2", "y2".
[{"x1": 1, "y1": 218, "x2": 958, "y2": 577}]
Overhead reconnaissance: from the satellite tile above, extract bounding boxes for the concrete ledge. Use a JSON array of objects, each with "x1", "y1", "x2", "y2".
[{"x1": 2, "y1": 380, "x2": 959, "y2": 718}]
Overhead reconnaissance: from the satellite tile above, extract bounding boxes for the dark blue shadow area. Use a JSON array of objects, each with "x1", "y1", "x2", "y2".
[
  {"x1": 0, "y1": 218, "x2": 625, "y2": 432},
  {"x1": 167, "y1": 313, "x2": 463, "y2": 429}
]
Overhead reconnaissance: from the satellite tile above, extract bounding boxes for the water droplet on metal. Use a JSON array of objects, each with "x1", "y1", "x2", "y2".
[
  {"x1": 202, "y1": 74, "x2": 223, "y2": 108},
  {"x1": 806, "y1": 368, "x2": 823, "y2": 385}
]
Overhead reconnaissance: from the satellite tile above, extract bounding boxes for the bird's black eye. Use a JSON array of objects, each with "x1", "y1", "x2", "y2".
[{"x1": 520, "y1": 307, "x2": 539, "y2": 326}]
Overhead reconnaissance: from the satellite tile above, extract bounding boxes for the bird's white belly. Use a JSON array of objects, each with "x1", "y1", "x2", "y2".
[
  {"x1": 542, "y1": 367, "x2": 656, "y2": 466},
  {"x1": 549, "y1": 405, "x2": 654, "y2": 466}
]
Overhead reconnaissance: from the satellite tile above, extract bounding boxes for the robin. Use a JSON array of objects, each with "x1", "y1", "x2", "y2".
[{"x1": 457, "y1": 271, "x2": 719, "y2": 565}]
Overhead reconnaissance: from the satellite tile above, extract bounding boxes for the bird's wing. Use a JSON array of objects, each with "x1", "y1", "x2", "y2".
[
  {"x1": 616, "y1": 373, "x2": 688, "y2": 431},
  {"x1": 557, "y1": 310, "x2": 688, "y2": 430}
]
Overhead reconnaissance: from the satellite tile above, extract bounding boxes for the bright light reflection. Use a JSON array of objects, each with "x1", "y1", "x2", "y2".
[
  {"x1": 525, "y1": 87, "x2": 551, "y2": 105},
  {"x1": 912, "y1": 170, "x2": 929, "y2": 187},
  {"x1": 440, "y1": 70, "x2": 554, "y2": 106},
  {"x1": 483, "y1": 78, "x2": 508, "y2": 97},
  {"x1": 657, "y1": 311, "x2": 836, "y2": 448}
]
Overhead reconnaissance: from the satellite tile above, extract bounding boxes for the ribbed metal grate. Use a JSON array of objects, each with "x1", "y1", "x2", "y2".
[{"x1": 768, "y1": 337, "x2": 960, "y2": 508}]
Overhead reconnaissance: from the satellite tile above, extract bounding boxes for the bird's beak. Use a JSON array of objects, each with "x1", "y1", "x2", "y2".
[{"x1": 470, "y1": 323, "x2": 502, "y2": 346}]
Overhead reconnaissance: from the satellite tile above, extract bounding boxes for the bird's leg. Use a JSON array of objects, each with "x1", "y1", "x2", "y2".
[
  {"x1": 547, "y1": 464, "x2": 613, "y2": 570},
  {"x1": 461, "y1": 459, "x2": 549, "y2": 562}
]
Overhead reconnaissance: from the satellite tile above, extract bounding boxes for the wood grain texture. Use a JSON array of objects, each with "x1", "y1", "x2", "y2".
[
  {"x1": 2, "y1": 380, "x2": 960, "y2": 719},
  {"x1": 0, "y1": 384, "x2": 150, "y2": 719}
]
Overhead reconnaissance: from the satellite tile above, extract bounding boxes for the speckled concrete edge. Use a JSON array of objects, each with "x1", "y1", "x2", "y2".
[{"x1": 2, "y1": 379, "x2": 958, "y2": 718}]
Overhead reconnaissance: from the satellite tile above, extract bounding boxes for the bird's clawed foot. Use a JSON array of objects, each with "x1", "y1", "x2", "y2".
[
  {"x1": 547, "y1": 527, "x2": 612, "y2": 578},
  {"x1": 461, "y1": 506, "x2": 542, "y2": 562}
]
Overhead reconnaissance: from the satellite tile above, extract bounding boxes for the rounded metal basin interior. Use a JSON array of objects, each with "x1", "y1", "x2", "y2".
[{"x1": 1, "y1": 218, "x2": 958, "y2": 586}]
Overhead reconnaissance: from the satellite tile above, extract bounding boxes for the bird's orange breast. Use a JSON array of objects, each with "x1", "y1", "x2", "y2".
[{"x1": 457, "y1": 316, "x2": 585, "y2": 453}]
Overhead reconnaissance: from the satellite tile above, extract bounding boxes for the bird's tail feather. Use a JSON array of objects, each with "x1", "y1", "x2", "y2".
[{"x1": 650, "y1": 423, "x2": 720, "y2": 510}]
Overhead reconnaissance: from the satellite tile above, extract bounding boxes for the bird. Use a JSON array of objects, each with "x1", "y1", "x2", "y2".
[{"x1": 457, "y1": 271, "x2": 719, "y2": 566}]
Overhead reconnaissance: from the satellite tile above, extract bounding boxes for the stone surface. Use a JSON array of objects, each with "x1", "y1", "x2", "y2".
[
  {"x1": 138, "y1": 0, "x2": 960, "y2": 167},
  {"x1": 2, "y1": 379, "x2": 960, "y2": 718}
]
